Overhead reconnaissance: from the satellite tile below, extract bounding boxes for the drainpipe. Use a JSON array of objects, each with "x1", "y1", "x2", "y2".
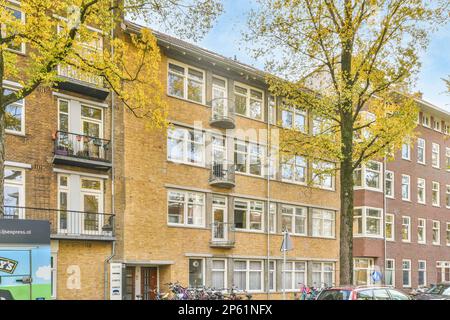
[
  {"x1": 383, "y1": 156, "x2": 387, "y2": 285},
  {"x1": 104, "y1": 0, "x2": 117, "y2": 300},
  {"x1": 266, "y1": 103, "x2": 271, "y2": 299}
]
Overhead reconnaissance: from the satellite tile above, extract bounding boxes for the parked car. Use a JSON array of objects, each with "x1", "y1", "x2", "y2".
[
  {"x1": 413, "y1": 283, "x2": 450, "y2": 300},
  {"x1": 315, "y1": 286, "x2": 412, "y2": 300}
]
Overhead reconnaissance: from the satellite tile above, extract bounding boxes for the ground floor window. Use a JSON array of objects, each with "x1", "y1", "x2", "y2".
[
  {"x1": 233, "y1": 260, "x2": 263, "y2": 292},
  {"x1": 282, "y1": 261, "x2": 306, "y2": 291},
  {"x1": 189, "y1": 259, "x2": 204, "y2": 288},
  {"x1": 418, "y1": 260, "x2": 427, "y2": 287},
  {"x1": 385, "y1": 259, "x2": 395, "y2": 286},
  {"x1": 312, "y1": 262, "x2": 334, "y2": 287},
  {"x1": 211, "y1": 259, "x2": 226, "y2": 290},
  {"x1": 353, "y1": 258, "x2": 374, "y2": 286},
  {"x1": 436, "y1": 261, "x2": 450, "y2": 283},
  {"x1": 402, "y1": 260, "x2": 411, "y2": 288},
  {"x1": 268, "y1": 261, "x2": 276, "y2": 291}
]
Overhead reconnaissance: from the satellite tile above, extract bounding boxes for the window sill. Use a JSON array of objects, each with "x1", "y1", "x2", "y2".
[
  {"x1": 235, "y1": 228, "x2": 265, "y2": 234},
  {"x1": 6, "y1": 130, "x2": 26, "y2": 137},
  {"x1": 401, "y1": 240, "x2": 411, "y2": 243},
  {"x1": 235, "y1": 171, "x2": 266, "y2": 180},
  {"x1": 167, "y1": 224, "x2": 207, "y2": 230},
  {"x1": 353, "y1": 235, "x2": 384, "y2": 239},
  {"x1": 401, "y1": 199, "x2": 411, "y2": 202},
  {"x1": 417, "y1": 162, "x2": 426, "y2": 166}
]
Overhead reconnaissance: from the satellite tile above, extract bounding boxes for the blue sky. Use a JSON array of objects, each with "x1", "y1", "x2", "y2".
[{"x1": 149, "y1": 0, "x2": 450, "y2": 111}]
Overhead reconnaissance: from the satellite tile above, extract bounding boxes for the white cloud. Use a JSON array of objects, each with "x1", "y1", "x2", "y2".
[{"x1": 35, "y1": 265, "x2": 51, "y2": 281}]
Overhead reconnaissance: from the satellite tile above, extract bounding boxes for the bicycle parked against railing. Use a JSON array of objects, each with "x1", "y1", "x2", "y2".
[{"x1": 149, "y1": 283, "x2": 252, "y2": 300}]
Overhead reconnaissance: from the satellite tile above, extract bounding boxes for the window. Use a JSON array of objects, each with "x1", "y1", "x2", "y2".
[
  {"x1": 432, "y1": 220, "x2": 440, "y2": 245},
  {"x1": 281, "y1": 106, "x2": 306, "y2": 132},
  {"x1": 282, "y1": 261, "x2": 306, "y2": 291},
  {"x1": 446, "y1": 148, "x2": 450, "y2": 171},
  {"x1": 353, "y1": 258, "x2": 374, "y2": 286},
  {"x1": 312, "y1": 116, "x2": 332, "y2": 136},
  {"x1": 4, "y1": 88, "x2": 25, "y2": 135},
  {"x1": 167, "y1": 126, "x2": 205, "y2": 166},
  {"x1": 417, "y1": 138, "x2": 425, "y2": 164},
  {"x1": 269, "y1": 203, "x2": 277, "y2": 233},
  {"x1": 402, "y1": 216, "x2": 411, "y2": 242},
  {"x1": 446, "y1": 223, "x2": 450, "y2": 246},
  {"x1": 365, "y1": 161, "x2": 382, "y2": 190},
  {"x1": 189, "y1": 259, "x2": 204, "y2": 287},
  {"x1": 281, "y1": 155, "x2": 307, "y2": 184},
  {"x1": 446, "y1": 185, "x2": 450, "y2": 209},
  {"x1": 312, "y1": 208, "x2": 335, "y2": 238},
  {"x1": 417, "y1": 178, "x2": 426, "y2": 204},
  {"x1": 2, "y1": 5, "x2": 25, "y2": 53},
  {"x1": 385, "y1": 214, "x2": 394, "y2": 241},
  {"x1": 234, "y1": 199, "x2": 263, "y2": 231},
  {"x1": 268, "y1": 95, "x2": 276, "y2": 125},
  {"x1": 402, "y1": 260, "x2": 411, "y2": 288},
  {"x1": 268, "y1": 147, "x2": 278, "y2": 179},
  {"x1": 422, "y1": 113, "x2": 430, "y2": 127},
  {"x1": 268, "y1": 261, "x2": 276, "y2": 291},
  {"x1": 281, "y1": 205, "x2": 307, "y2": 235},
  {"x1": 401, "y1": 142, "x2": 410, "y2": 160},
  {"x1": 167, "y1": 190, "x2": 205, "y2": 227},
  {"x1": 234, "y1": 83, "x2": 263, "y2": 120},
  {"x1": 312, "y1": 262, "x2": 334, "y2": 287},
  {"x1": 385, "y1": 171, "x2": 394, "y2": 198},
  {"x1": 234, "y1": 140, "x2": 265, "y2": 176},
  {"x1": 233, "y1": 260, "x2": 263, "y2": 292},
  {"x1": 434, "y1": 118, "x2": 441, "y2": 132},
  {"x1": 432, "y1": 143, "x2": 440, "y2": 168},
  {"x1": 353, "y1": 207, "x2": 383, "y2": 238},
  {"x1": 212, "y1": 75, "x2": 227, "y2": 109},
  {"x1": 418, "y1": 218, "x2": 426, "y2": 244},
  {"x1": 168, "y1": 61, "x2": 205, "y2": 103},
  {"x1": 4, "y1": 167, "x2": 25, "y2": 218},
  {"x1": 312, "y1": 161, "x2": 334, "y2": 190},
  {"x1": 401, "y1": 175, "x2": 410, "y2": 201},
  {"x1": 432, "y1": 181, "x2": 440, "y2": 207},
  {"x1": 385, "y1": 259, "x2": 395, "y2": 287},
  {"x1": 418, "y1": 261, "x2": 427, "y2": 287},
  {"x1": 354, "y1": 162, "x2": 382, "y2": 191},
  {"x1": 211, "y1": 259, "x2": 226, "y2": 290}
]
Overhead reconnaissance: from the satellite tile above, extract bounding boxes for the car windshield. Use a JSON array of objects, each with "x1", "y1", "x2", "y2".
[
  {"x1": 317, "y1": 289, "x2": 352, "y2": 300},
  {"x1": 426, "y1": 284, "x2": 445, "y2": 295}
]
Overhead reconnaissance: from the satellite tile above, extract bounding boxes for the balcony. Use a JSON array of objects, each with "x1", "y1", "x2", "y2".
[
  {"x1": 53, "y1": 131, "x2": 112, "y2": 170},
  {"x1": 209, "y1": 222, "x2": 235, "y2": 248},
  {"x1": 209, "y1": 98, "x2": 235, "y2": 129},
  {"x1": 56, "y1": 64, "x2": 109, "y2": 100},
  {"x1": 1, "y1": 206, "x2": 115, "y2": 241},
  {"x1": 209, "y1": 163, "x2": 235, "y2": 188}
]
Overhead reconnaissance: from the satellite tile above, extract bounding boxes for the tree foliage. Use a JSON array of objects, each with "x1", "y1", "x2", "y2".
[{"x1": 245, "y1": 0, "x2": 449, "y2": 284}]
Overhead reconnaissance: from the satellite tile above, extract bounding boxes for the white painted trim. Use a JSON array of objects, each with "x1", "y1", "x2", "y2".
[
  {"x1": 2, "y1": 80, "x2": 23, "y2": 88},
  {"x1": 185, "y1": 253, "x2": 214, "y2": 258},
  {"x1": 5, "y1": 161, "x2": 31, "y2": 169},
  {"x1": 52, "y1": 168, "x2": 109, "y2": 179},
  {"x1": 52, "y1": 92, "x2": 109, "y2": 108}
]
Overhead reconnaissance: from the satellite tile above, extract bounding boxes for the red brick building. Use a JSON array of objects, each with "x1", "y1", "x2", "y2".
[{"x1": 353, "y1": 99, "x2": 450, "y2": 289}]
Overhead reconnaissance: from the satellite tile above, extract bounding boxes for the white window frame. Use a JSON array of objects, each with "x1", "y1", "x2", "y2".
[
  {"x1": 446, "y1": 223, "x2": 450, "y2": 246},
  {"x1": 421, "y1": 113, "x2": 430, "y2": 128},
  {"x1": 312, "y1": 160, "x2": 335, "y2": 191},
  {"x1": 446, "y1": 148, "x2": 450, "y2": 172},
  {"x1": 4, "y1": 166, "x2": 26, "y2": 218},
  {"x1": 268, "y1": 95, "x2": 277, "y2": 125},
  {"x1": 417, "y1": 178, "x2": 426, "y2": 204},
  {"x1": 418, "y1": 218, "x2": 426, "y2": 244},
  {"x1": 311, "y1": 262, "x2": 335, "y2": 288},
  {"x1": 385, "y1": 214, "x2": 395, "y2": 241},
  {"x1": 234, "y1": 82, "x2": 264, "y2": 121},
  {"x1": 211, "y1": 259, "x2": 227, "y2": 290},
  {"x1": 401, "y1": 174, "x2": 411, "y2": 201},
  {"x1": 312, "y1": 208, "x2": 336, "y2": 238},
  {"x1": 432, "y1": 220, "x2": 440, "y2": 245},
  {"x1": 167, "y1": 126, "x2": 205, "y2": 167},
  {"x1": 268, "y1": 202, "x2": 277, "y2": 234},
  {"x1": 353, "y1": 207, "x2": 383, "y2": 238},
  {"x1": 2, "y1": 3, "x2": 26, "y2": 54},
  {"x1": 233, "y1": 198, "x2": 264, "y2": 232},
  {"x1": 281, "y1": 155, "x2": 307, "y2": 185},
  {"x1": 431, "y1": 143, "x2": 440, "y2": 169},
  {"x1": 354, "y1": 161, "x2": 383, "y2": 192},
  {"x1": 167, "y1": 189, "x2": 206, "y2": 228},
  {"x1": 167, "y1": 59, "x2": 205, "y2": 104},
  {"x1": 281, "y1": 261, "x2": 307, "y2": 292},
  {"x1": 402, "y1": 216, "x2": 411, "y2": 243},
  {"x1": 402, "y1": 259, "x2": 411, "y2": 288},
  {"x1": 281, "y1": 204, "x2": 307, "y2": 236},
  {"x1": 432, "y1": 181, "x2": 440, "y2": 207},
  {"x1": 188, "y1": 258, "x2": 206, "y2": 288},
  {"x1": 233, "y1": 260, "x2": 264, "y2": 293},
  {"x1": 4, "y1": 86, "x2": 25, "y2": 136},
  {"x1": 401, "y1": 142, "x2": 411, "y2": 160},
  {"x1": 234, "y1": 140, "x2": 266, "y2": 177},
  {"x1": 417, "y1": 138, "x2": 426, "y2": 164},
  {"x1": 281, "y1": 105, "x2": 307, "y2": 133},
  {"x1": 385, "y1": 259, "x2": 395, "y2": 287},
  {"x1": 268, "y1": 260, "x2": 276, "y2": 292},
  {"x1": 418, "y1": 260, "x2": 427, "y2": 287},
  {"x1": 385, "y1": 170, "x2": 395, "y2": 198},
  {"x1": 433, "y1": 118, "x2": 441, "y2": 132}
]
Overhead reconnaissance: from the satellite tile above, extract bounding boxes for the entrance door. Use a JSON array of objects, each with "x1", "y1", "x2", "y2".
[
  {"x1": 212, "y1": 196, "x2": 227, "y2": 242},
  {"x1": 141, "y1": 267, "x2": 158, "y2": 300},
  {"x1": 0, "y1": 250, "x2": 32, "y2": 300}
]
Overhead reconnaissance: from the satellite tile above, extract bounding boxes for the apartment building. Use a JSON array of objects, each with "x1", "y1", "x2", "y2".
[
  {"x1": 353, "y1": 100, "x2": 450, "y2": 289},
  {"x1": 112, "y1": 21, "x2": 341, "y2": 300},
  {"x1": 2, "y1": 1, "x2": 114, "y2": 299}
]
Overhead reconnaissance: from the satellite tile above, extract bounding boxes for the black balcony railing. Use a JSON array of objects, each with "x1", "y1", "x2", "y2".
[
  {"x1": 1, "y1": 206, "x2": 114, "y2": 238},
  {"x1": 210, "y1": 222, "x2": 235, "y2": 248},
  {"x1": 54, "y1": 131, "x2": 111, "y2": 163},
  {"x1": 209, "y1": 163, "x2": 235, "y2": 188}
]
